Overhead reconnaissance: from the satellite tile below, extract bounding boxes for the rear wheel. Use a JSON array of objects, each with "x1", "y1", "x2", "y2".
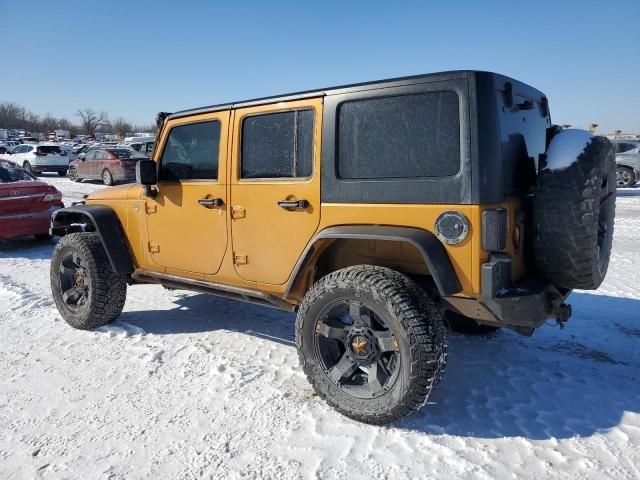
[
  {"x1": 50, "y1": 232, "x2": 127, "y2": 330},
  {"x1": 616, "y1": 166, "x2": 636, "y2": 188},
  {"x1": 102, "y1": 169, "x2": 114, "y2": 186},
  {"x1": 296, "y1": 265, "x2": 447, "y2": 425}
]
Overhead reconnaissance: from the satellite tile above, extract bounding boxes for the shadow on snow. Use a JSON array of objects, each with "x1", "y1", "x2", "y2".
[{"x1": 117, "y1": 289, "x2": 639, "y2": 440}]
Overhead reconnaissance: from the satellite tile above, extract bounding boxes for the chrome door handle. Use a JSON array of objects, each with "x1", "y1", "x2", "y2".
[
  {"x1": 198, "y1": 197, "x2": 224, "y2": 208},
  {"x1": 277, "y1": 199, "x2": 309, "y2": 209}
]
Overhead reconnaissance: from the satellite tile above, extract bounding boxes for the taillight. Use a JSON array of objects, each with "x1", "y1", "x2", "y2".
[{"x1": 43, "y1": 191, "x2": 62, "y2": 202}]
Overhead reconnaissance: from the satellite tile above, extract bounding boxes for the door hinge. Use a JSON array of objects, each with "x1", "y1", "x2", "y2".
[
  {"x1": 233, "y1": 252, "x2": 248, "y2": 265},
  {"x1": 148, "y1": 242, "x2": 160, "y2": 253},
  {"x1": 231, "y1": 206, "x2": 246, "y2": 219},
  {"x1": 145, "y1": 203, "x2": 157, "y2": 214}
]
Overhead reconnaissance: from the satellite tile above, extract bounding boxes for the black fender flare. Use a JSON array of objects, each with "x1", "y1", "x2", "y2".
[
  {"x1": 51, "y1": 205, "x2": 133, "y2": 274},
  {"x1": 284, "y1": 225, "x2": 462, "y2": 299}
]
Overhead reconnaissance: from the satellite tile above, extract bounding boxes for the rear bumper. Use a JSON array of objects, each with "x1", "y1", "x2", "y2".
[
  {"x1": 479, "y1": 253, "x2": 571, "y2": 330},
  {"x1": 0, "y1": 205, "x2": 62, "y2": 239},
  {"x1": 31, "y1": 165, "x2": 68, "y2": 173}
]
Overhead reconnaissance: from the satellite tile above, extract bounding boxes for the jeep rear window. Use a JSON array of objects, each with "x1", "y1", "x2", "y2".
[
  {"x1": 337, "y1": 92, "x2": 460, "y2": 179},
  {"x1": 159, "y1": 120, "x2": 221, "y2": 181},
  {"x1": 498, "y1": 91, "x2": 551, "y2": 193},
  {"x1": 241, "y1": 109, "x2": 314, "y2": 179}
]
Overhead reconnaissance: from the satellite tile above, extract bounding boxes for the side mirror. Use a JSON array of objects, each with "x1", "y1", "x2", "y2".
[{"x1": 136, "y1": 159, "x2": 158, "y2": 197}]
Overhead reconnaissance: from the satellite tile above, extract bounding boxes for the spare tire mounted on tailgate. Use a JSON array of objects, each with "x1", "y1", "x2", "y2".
[{"x1": 534, "y1": 130, "x2": 616, "y2": 290}]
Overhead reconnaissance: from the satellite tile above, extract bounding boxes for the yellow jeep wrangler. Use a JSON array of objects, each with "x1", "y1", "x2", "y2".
[{"x1": 49, "y1": 71, "x2": 616, "y2": 425}]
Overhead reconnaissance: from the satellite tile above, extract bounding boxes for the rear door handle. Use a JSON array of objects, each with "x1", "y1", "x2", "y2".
[
  {"x1": 198, "y1": 197, "x2": 224, "y2": 208},
  {"x1": 277, "y1": 199, "x2": 309, "y2": 209}
]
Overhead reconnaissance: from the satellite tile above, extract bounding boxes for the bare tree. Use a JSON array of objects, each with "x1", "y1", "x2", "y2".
[
  {"x1": 0, "y1": 102, "x2": 27, "y2": 129},
  {"x1": 40, "y1": 113, "x2": 58, "y2": 134},
  {"x1": 76, "y1": 108, "x2": 108, "y2": 135},
  {"x1": 111, "y1": 117, "x2": 133, "y2": 139}
]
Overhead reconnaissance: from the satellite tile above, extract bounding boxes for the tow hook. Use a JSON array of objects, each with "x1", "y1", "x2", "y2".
[{"x1": 554, "y1": 303, "x2": 572, "y2": 328}]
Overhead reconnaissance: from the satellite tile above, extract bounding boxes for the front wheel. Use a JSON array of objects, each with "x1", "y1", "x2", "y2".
[
  {"x1": 296, "y1": 265, "x2": 447, "y2": 425},
  {"x1": 50, "y1": 232, "x2": 127, "y2": 329},
  {"x1": 616, "y1": 166, "x2": 636, "y2": 188},
  {"x1": 23, "y1": 161, "x2": 34, "y2": 174}
]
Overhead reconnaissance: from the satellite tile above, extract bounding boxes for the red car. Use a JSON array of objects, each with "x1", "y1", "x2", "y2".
[
  {"x1": 0, "y1": 160, "x2": 64, "y2": 240},
  {"x1": 68, "y1": 147, "x2": 147, "y2": 186}
]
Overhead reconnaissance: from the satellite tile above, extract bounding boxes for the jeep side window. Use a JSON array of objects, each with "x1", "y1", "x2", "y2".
[
  {"x1": 241, "y1": 109, "x2": 313, "y2": 179},
  {"x1": 159, "y1": 120, "x2": 221, "y2": 181},
  {"x1": 337, "y1": 92, "x2": 460, "y2": 179}
]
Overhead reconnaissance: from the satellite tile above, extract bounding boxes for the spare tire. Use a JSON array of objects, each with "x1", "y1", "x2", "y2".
[{"x1": 534, "y1": 130, "x2": 616, "y2": 290}]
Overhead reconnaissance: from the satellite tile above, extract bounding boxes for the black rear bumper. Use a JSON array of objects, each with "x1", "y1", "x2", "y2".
[{"x1": 480, "y1": 253, "x2": 571, "y2": 330}]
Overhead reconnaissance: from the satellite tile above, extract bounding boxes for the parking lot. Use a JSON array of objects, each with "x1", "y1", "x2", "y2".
[{"x1": 0, "y1": 175, "x2": 639, "y2": 479}]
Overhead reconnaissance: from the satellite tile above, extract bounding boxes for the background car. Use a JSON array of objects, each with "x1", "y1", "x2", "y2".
[
  {"x1": 0, "y1": 160, "x2": 63, "y2": 240},
  {"x1": 613, "y1": 139, "x2": 640, "y2": 188},
  {"x1": 129, "y1": 140, "x2": 155, "y2": 157},
  {"x1": 5, "y1": 143, "x2": 69, "y2": 176},
  {"x1": 68, "y1": 147, "x2": 147, "y2": 185}
]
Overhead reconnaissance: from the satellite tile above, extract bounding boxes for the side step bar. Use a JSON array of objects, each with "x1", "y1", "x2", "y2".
[{"x1": 131, "y1": 269, "x2": 296, "y2": 312}]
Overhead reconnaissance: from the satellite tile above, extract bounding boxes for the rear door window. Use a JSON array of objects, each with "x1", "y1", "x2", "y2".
[
  {"x1": 241, "y1": 109, "x2": 314, "y2": 179},
  {"x1": 337, "y1": 92, "x2": 460, "y2": 179}
]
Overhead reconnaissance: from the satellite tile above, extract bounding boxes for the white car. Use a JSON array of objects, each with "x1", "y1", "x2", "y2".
[{"x1": 3, "y1": 143, "x2": 69, "y2": 176}]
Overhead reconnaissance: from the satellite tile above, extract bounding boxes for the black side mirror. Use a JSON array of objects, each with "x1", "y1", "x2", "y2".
[{"x1": 136, "y1": 159, "x2": 158, "y2": 197}]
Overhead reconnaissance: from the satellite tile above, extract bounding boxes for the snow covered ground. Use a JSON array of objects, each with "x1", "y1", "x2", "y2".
[{"x1": 1, "y1": 175, "x2": 639, "y2": 479}]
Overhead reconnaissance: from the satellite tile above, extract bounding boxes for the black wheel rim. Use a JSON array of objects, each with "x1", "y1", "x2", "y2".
[
  {"x1": 58, "y1": 252, "x2": 90, "y2": 311},
  {"x1": 597, "y1": 171, "x2": 614, "y2": 268},
  {"x1": 314, "y1": 300, "x2": 401, "y2": 399}
]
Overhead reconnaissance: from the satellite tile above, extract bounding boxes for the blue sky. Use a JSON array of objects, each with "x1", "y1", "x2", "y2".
[{"x1": 1, "y1": 0, "x2": 638, "y2": 133}]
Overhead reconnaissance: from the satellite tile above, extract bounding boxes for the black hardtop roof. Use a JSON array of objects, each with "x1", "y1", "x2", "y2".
[{"x1": 167, "y1": 70, "x2": 545, "y2": 121}]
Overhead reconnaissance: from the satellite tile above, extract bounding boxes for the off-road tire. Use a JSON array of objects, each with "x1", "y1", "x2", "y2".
[
  {"x1": 50, "y1": 232, "x2": 127, "y2": 329},
  {"x1": 102, "y1": 169, "x2": 114, "y2": 186},
  {"x1": 296, "y1": 265, "x2": 447, "y2": 425},
  {"x1": 534, "y1": 136, "x2": 616, "y2": 290},
  {"x1": 445, "y1": 310, "x2": 499, "y2": 335},
  {"x1": 616, "y1": 166, "x2": 636, "y2": 188}
]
